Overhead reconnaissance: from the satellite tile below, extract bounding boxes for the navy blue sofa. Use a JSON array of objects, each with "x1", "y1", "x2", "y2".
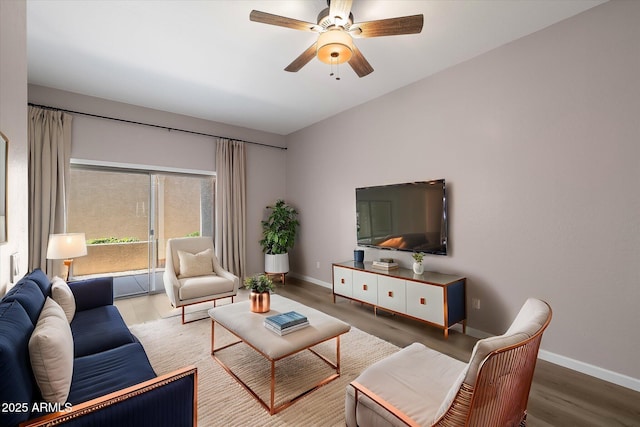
[{"x1": 0, "y1": 269, "x2": 197, "y2": 427}]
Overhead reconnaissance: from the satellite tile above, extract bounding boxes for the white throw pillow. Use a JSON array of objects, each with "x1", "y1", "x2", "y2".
[
  {"x1": 29, "y1": 297, "x2": 74, "y2": 404},
  {"x1": 51, "y1": 276, "x2": 76, "y2": 323},
  {"x1": 178, "y1": 248, "x2": 215, "y2": 278}
]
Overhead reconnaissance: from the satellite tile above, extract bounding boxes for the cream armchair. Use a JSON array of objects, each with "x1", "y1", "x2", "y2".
[
  {"x1": 164, "y1": 237, "x2": 239, "y2": 324},
  {"x1": 346, "y1": 298, "x2": 552, "y2": 427}
]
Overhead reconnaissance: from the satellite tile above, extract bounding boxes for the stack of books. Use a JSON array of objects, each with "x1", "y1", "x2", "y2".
[
  {"x1": 264, "y1": 311, "x2": 309, "y2": 336},
  {"x1": 372, "y1": 259, "x2": 399, "y2": 270}
]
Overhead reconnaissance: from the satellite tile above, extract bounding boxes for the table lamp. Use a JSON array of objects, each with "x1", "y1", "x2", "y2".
[{"x1": 46, "y1": 233, "x2": 87, "y2": 281}]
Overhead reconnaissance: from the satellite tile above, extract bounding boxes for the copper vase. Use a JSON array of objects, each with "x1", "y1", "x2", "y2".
[{"x1": 250, "y1": 291, "x2": 270, "y2": 313}]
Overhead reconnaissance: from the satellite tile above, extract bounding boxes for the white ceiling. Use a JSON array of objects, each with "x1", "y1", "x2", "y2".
[{"x1": 27, "y1": 0, "x2": 606, "y2": 135}]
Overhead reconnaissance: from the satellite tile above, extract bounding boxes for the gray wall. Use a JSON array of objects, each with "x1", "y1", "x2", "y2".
[
  {"x1": 28, "y1": 85, "x2": 287, "y2": 277},
  {"x1": 285, "y1": 1, "x2": 640, "y2": 383},
  {"x1": 0, "y1": 0, "x2": 29, "y2": 294}
]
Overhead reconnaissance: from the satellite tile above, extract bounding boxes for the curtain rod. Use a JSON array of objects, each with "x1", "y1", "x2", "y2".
[{"x1": 28, "y1": 102, "x2": 287, "y2": 151}]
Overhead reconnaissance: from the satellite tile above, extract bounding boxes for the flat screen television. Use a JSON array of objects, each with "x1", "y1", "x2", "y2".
[{"x1": 356, "y1": 180, "x2": 448, "y2": 255}]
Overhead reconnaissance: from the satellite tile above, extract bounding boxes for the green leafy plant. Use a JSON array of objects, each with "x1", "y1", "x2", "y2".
[
  {"x1": 259, "y1": 199, "x2": 300, "y2": 255},
  {"x1": 186, "y1": 231, "x2": 200, "y2": 237},
  {"x1": 244, "y1": 274, "x2": 275, "y2": 293},
  {"x1": 412, "y1": 252, "x2": 426, "y2": 263},
  {"x1": 87, "y1": 237, "x2": 140, "y2": 244}
]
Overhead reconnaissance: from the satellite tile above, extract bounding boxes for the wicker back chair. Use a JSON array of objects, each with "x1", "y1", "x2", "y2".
[{"x1": 347, "y1": 298, "x2": 552, "y2": 427}]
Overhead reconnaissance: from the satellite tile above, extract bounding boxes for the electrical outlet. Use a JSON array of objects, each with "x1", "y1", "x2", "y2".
[{"x1": 472, "y1": 298, "x2": 481, "y2": 310}]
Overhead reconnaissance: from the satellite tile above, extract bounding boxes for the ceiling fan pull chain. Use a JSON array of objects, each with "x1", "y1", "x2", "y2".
[{"x1": 329, "y1": 52, "x2": 341, "y2": 80}]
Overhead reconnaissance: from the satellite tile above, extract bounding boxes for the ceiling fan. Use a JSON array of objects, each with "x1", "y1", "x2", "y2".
[{"x1": 250, "y1": 0, "x2": 424, "y2": 78}]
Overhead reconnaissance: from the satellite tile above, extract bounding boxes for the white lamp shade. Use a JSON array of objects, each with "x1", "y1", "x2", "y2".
[{"x1": 47, "y1": 233, "x2": 88, "y2": 260}]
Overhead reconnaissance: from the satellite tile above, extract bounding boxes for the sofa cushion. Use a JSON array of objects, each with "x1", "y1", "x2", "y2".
[
  {"x1": 29, "y1": 297, "x2": 74, "y2": 404},
  {"x1": 27, "y1": 268, "x2": 52, "y2": 296},
  {"x1": 177, "y1": 248, "x2": 214, "y2": 278},
  {"x1": 3, "y1": 279, "x2": 46, "y2": 325},
  {"x1": 69, "y1": 277, "x2": 114, "y2": 311},
  {"x1": 0, "y1": 300, "x2": 37, "y2": 427},
  {"x1": 71, "y1": 305, "x2": 137, "y2": 357},
  {"x1": 51, "y1": 276, "x2": 76, "y2": 323},
  {"x1": 68, "y1": 342, "x2": 156, "y2": 404}
]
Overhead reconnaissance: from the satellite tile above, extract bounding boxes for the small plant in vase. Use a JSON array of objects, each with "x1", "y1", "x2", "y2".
[
  {"x1": 244, "y1": 274, "x2": 275, "y2": 313},
  {"x1": 412, "y1": 252, "x2": 425, "y2": 275}
]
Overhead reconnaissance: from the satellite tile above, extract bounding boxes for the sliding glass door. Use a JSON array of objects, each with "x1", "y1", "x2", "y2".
[
  {"x1": 152, "y1": 172, "x2": 215, "y2": 294},
  {"x1": 67, "y1": 165, "x2": 214, "y2": 298}
]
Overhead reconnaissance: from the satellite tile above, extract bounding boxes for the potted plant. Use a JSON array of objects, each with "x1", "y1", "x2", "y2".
[
  {"x1": 244, "y1": 274, "x2": 275, "y2": 313},
  {"x1": 412, "y1": 252, "x2": 425, "y2": 275},
  {"x1": 260, "y1": 199, "x2": 300, "y2": 276}
]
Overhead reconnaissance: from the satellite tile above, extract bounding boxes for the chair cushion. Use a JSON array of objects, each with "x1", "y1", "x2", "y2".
[
  {"x1": 177, "y1": 248, "x2": 214, "y2": 278},
  {"x1": 434, "y1": 366, "x2": 468, "y2": 421},
  {"x1": 68, "y1": 342, "x2": 156, "y2": 404},
  {"x1": 51, "y1": 276, "x2": 76, "y2": 323},
  {"x1": 463, "y1": 332, "x2": 528, "y2": 386},
  {"x1": 506, "y1": 298, "x2": 550, "y2": 337},
  {"x1": 0, "y1": 301, "x2": 36, "y2": 427},
  {"x1": 346, "y1": 342, "x2": 466, "y2": 427},
  {"x1": 178, "y1": 274, "x2": 234, "y2": 300},
  {"x1": 2, "y1": 279, "x2": 46, "y2": 325},
  {"x1": 463, "y1": 299, "x2": 550, "y2": 386},
  {"x1": 29, "y1": 298, "x2": 74, "y2": 404},
  {"x1": 71, "y1": 305, "x2": 137, "y2": 357}
]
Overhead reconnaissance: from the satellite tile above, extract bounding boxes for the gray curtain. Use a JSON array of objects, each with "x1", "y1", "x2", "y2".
[
  {"x1": 215, "y1": 138, "x2": 246, "y2": 279},
  {"x1": 28, "y1": 106, "x2": 72, "y2": 274}
]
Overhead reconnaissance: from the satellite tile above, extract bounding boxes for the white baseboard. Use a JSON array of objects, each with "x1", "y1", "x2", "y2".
[
  {"x1": 537, "y1": 349, "x2": 640, "y2": 392},
  {"x1": 458, "y1": 326, "x2": 640, "y2": 391},
  {"x1": 288, "y1": 272, "x2": 331, "y2": 289},
  {"x1": 288, "y1": 273, "x2": 640, "y2": 393},
  {"x1": 463, "y1": 326, "x2": 640, "y2": 392}
]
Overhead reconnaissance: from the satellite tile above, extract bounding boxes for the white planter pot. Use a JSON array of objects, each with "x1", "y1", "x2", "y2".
[
  {"x1": 413, "y1": 262, "x2": 424, "y2": 275},
  {"x1": 265, "y1": 253, "x2": 289, "y2": 274}
]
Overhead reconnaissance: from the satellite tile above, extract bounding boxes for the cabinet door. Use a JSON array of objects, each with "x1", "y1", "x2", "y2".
[
  {"x1": 352, "y1": 270, "x2": 378, "y2": 305},
  {"x1": 405, "y1": 281, "x2": 444, "y2": 326},
  {"x1": 377, "y1": 276, "x2": 406, "y2": 313},
  {"x1": 333, "y1": 266, "x2": 353, "y2": 297}
]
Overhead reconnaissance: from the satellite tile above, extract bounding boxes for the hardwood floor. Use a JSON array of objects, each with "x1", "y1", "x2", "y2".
[{"x1": 117, "y1": 278, "x2": 640, "y2": 427}]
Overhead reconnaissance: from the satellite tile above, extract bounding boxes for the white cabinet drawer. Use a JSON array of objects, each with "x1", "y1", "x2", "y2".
[
  {"x1": 333, "y1": 266, "x2": 353, "y2": 297},
  {"x1": 377, "y1": 276, "x2": 406, "y2": 313},
  {"x1": 352, "y1": 270, "x2": 378, "y2": 305},
  {"x1": 406, "y1": 281, "x2": 444, "y2": 326}
]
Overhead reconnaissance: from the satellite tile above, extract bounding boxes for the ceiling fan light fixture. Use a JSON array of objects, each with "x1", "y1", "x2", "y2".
[{"x1": 317, "y1": 30, "x2": 353, "y2": 64}]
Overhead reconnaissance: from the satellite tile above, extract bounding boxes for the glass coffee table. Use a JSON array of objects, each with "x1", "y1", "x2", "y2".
[{"x1": 209, "y1": 294, "x2": 351, "y2": 415}]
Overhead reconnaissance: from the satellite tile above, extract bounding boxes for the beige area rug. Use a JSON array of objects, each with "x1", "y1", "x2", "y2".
[{"x1": 130, "y1": 312, "x2": 399, "y2": 427}]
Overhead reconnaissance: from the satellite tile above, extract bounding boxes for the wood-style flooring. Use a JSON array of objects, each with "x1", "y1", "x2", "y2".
[{"x1": 116, "y1": 278, "x2": 640, "y2": 427}]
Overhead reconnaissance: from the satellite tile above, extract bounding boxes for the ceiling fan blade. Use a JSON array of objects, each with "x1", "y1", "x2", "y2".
[
  {"x1": 352, "y1": 14, "x2": 424, "y2": 38},
  {"x1": 250, "y1": 10, "x2": 319, "y2": 32},
  {"x1": 329, "y1": 0, "x2": 353, "y2": 23},
  {"x1": 348, "y1": 45, "x2": 374, "y2": 78},
  {"x1": 285, "y1": 43, "x2": 318, "y2": 72}
]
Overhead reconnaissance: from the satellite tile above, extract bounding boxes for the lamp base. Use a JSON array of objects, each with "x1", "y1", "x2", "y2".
[{"x1": 63, "y1": 259, "x2": 73, "y2": 282}]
